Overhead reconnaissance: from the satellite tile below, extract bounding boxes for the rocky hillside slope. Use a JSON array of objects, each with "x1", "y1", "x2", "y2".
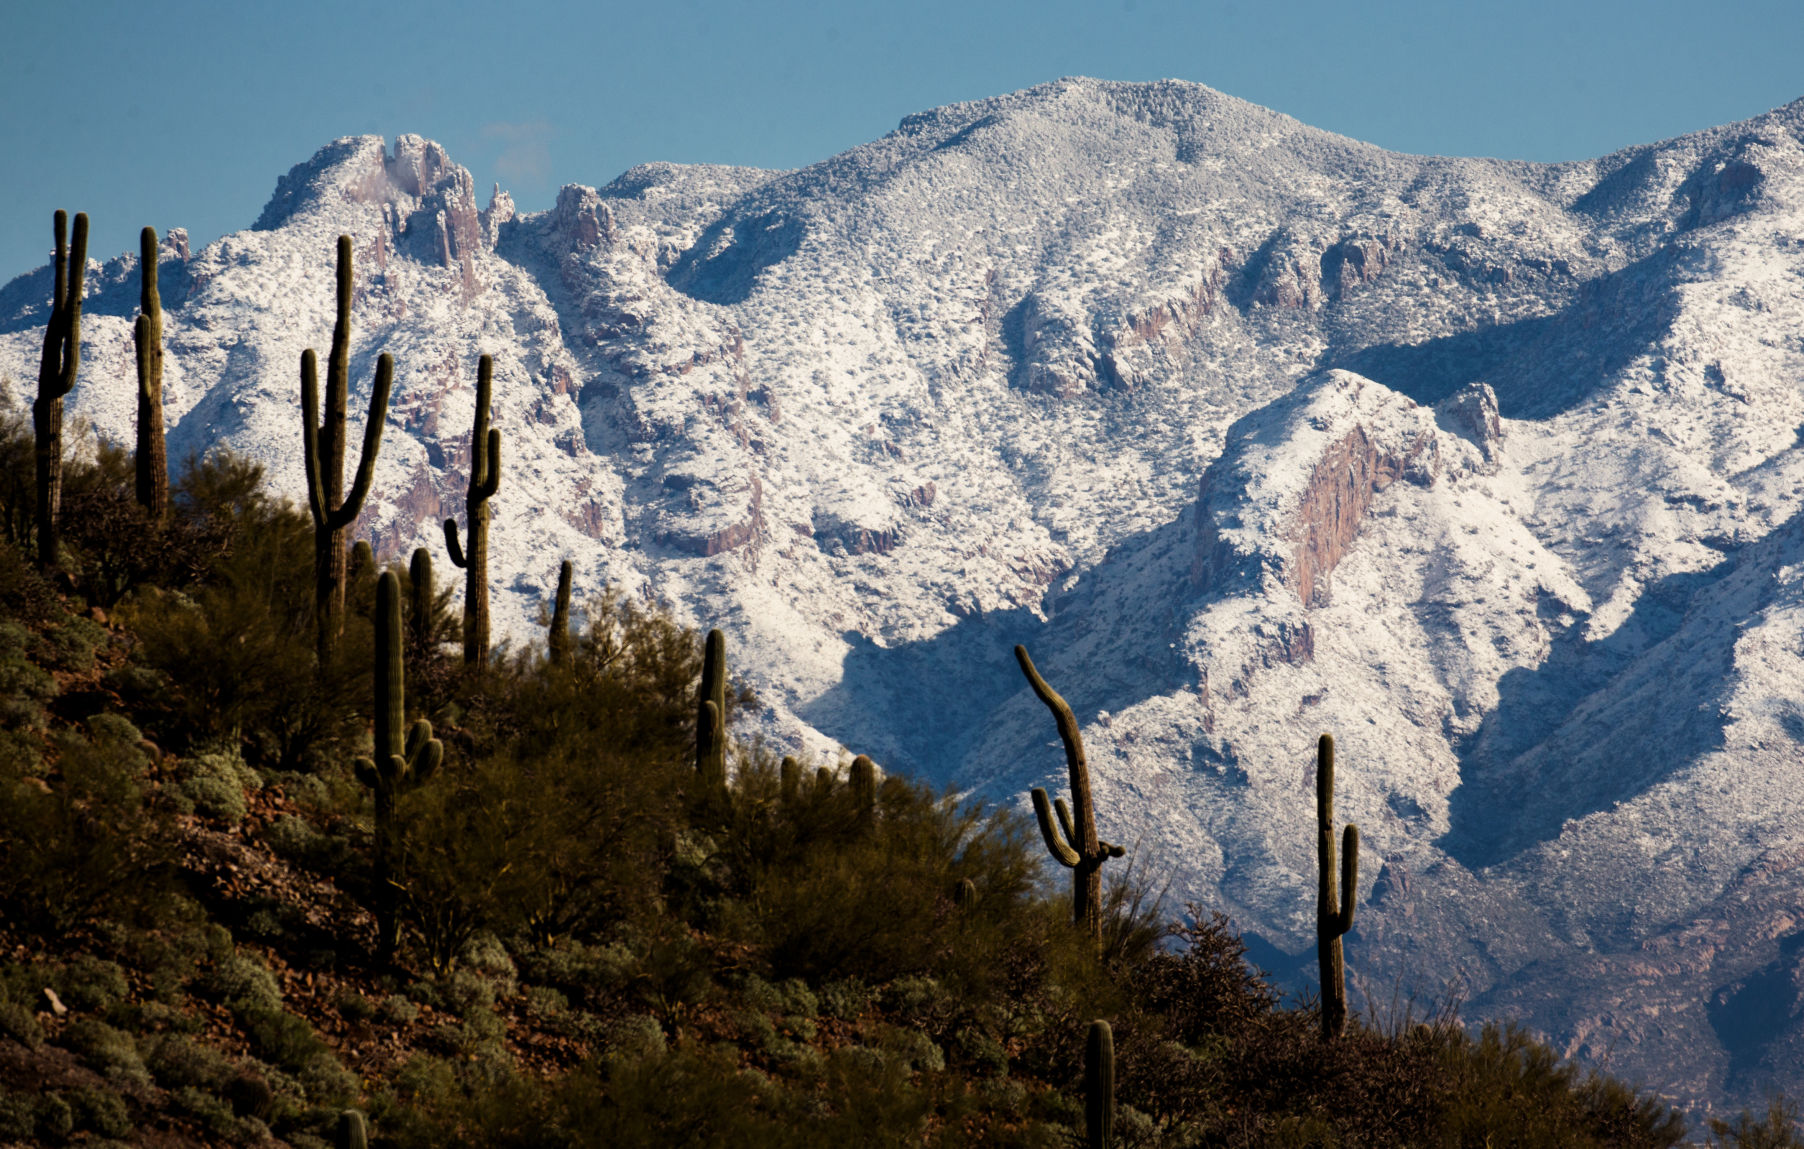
[{"x1": 4, "y1": 77, "x2": 1804, "y2": 1111}]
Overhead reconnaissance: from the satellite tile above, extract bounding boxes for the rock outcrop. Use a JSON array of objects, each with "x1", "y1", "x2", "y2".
[{"x1": 1193, "y1": 370, "x2": 1440, "y2": 606}]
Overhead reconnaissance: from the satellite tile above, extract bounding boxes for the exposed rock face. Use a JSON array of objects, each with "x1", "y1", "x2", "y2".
[
  {"x1": 1435, "y1": 381, "x2": 1503, "y2": 463},
  {"x1": 1193, "y1": 370, "x2": 1439, "y2": 606}
]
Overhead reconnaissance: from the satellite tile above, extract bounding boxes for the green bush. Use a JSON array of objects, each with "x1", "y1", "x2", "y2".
[
  {"x1": 63, "y1": 1017, "x2": 151, "y2": 1086},
  {"x1": 0, "y1": 728, "x2": 173, "y2": 932},
  {"x1": 67, "y1": 1085, "x2": 133, "y2": 1137},
  {"x1": 145, "y1": 1032, "x2": 236, "y2": 1091}
]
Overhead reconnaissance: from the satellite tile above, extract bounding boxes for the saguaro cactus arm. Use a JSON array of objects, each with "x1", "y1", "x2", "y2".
[
  {"x1": 1032, "y1": 790, "x2": 1126, "y2": 869},
  {"x1": 443, "y1": 518, "x2": 467, "y2": 568}
]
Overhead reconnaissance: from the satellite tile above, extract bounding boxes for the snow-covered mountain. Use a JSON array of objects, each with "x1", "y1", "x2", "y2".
[{"x1": 5, "y1": 77, "x2": 1804, "y2": 1113}]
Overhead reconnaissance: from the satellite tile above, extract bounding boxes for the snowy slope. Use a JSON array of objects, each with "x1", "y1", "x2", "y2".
[{"x1": 5, "y1": 77, "x2": 1804, "y2": 1112}]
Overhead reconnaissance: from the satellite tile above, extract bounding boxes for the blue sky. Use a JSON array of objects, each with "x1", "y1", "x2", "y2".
[{"x1": 2, "y1": 0, "x2": 1800, "y2": 276}]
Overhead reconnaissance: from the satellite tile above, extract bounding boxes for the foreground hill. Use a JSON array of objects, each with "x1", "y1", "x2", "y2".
[{"x1": 4, "y1": 77, "x2": 1804, "y2": 1110}]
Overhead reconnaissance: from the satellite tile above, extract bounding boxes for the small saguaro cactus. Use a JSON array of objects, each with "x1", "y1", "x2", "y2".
[
  {"x1": 34, "y1": 209, "x2": 89, "y2": 568},
  {"x1": 779, "y1": 756, "x2": 801, "y2": 806},
  {"x1": 849, "y1": 754, "x2": 877, "y2": 821},
  {"x1": 302, "y1": 235, "x2": 396, "y2": 665},
  {"x1": 349, "y1": 540, "x2": 375, "y2": 584},
  {"x1": 1085, "y1": 1019, "x2": 1115, "y2": 1149},
  {"x1": 548, "y1": 559, "x2": 573, "y2": 666},
  {"x1": 953, "y1": 877, "x2": 981, "y2": 908},
  {"x1": 408, "y1": 547, "x2": 434, "y2": 654},
  {"x1": 444, "y1": 354, "x2": 501, "y2": 667},
  {"x1": 354, "y1": 570, "x2": 444, "y2": 961},
  {"x1": 335, "y1": 1109, "x2": 369, "y2": 1149},
  {"x1": 695, "y1": 628, "x2": 728, "y2": 792},
  {"x1": 134, "y1": 225, "x2": 167, "y2": 523},
  {"x1": 1316, "y1": 733, "x2": 1360, "y2": 1041},
  {"x1": 1017, "y1": 645, "x2": 1124, "y2": 939}
]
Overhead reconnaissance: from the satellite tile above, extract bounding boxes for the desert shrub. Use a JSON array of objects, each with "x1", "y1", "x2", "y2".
[
  {"x1": 1711, "y1": 1096, "x2": 1804, "y2": 1148},
  {"x1": 63, "y1": 1017, "x2": 152, "y2": 1086},
  {"x1": 203, "y1": 952, "x2": 284, "y2": 1017},
  {"x1": 242, "y1": 1007, "x2": 329, "y2": 1073},
  {"x1": 57, "y1": 953, "x2": 130, "y2": 1012},
  {"x1": 145, "y1": 1032, "x2": 236, "y2": 1091},
  {"x1": 0, "y1": 998, "x2": 42, "y2": 1048},
  {"x1": 0, "y1": 619, "x2": 57, "y2": 730},
  {"x1": 0, "y1": 725, "x2": 173, "y2": 932},
  {"x1": 67, "y1": 1085, "x2": 134, "y2": 1137},
  {"x1": 172, "y1": 748, "x2": 259, "y2": 825}
]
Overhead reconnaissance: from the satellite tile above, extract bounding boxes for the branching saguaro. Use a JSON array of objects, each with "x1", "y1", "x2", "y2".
[
  {"x1": 444, "y1": 354, "x2": 500, "y2": 667},
  {"x1": 354, "y1": 571, "x2": 443, "y2": 962},
  {"x1": 1315, "y1": 732, "x2": 1359, "y2": 1041},
  {"x1": 695, "y1": 628, "x2": 728, "y2": 795},
  {"x1": 34, "y1": 210, "x2": 88, "y2": 568},
  {"x1": 1018, "y1": 644, "x2": 1124, "y2": 939},
  {"x1": 134, "y1": 226, "x2": 168, "y2": 522},
  {"x1": 302, "y1": 235, "x2": 395, "y2": 664}
]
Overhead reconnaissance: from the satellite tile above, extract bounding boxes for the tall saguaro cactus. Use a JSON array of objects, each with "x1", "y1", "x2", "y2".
[
  {"x1": 408, "y1": 547, "x2": 435, "y2": 655},
  {"x1": 34, "y1": 210, "x2": 88, "y2": 568},
  {"x1": 302, "y1": 235, "x2": 395, "y2": 664},
  {"x1": 1018, "y1": 645, "x2": 1124, "y2": 939},
  {"x1": 354, "y1": 571, "x2": 444, "y2": 962},
  {"x1": 1315, "y1": 733, "x2": 1359, "y2": 1041},
  {"x1": 1085, "y1": 1019, "x2": 1115, "y2": 1149},
  {"x1": 548, "y1": 559, "x2": 573, "y2": 666},
  {"x1": 134, "y1": 226, "x2": 168, "y2": 522},
  {"x1": 695, "y1": 628, "x2": 728, "y2": 792},
  {"x1": 444, "y1": 355, "x2": 500, "y2": 666}
]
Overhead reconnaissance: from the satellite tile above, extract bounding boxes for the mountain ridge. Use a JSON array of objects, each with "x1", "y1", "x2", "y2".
[{"x1": 4, "y1": 76, "x2": 1804, "y2": 1111}]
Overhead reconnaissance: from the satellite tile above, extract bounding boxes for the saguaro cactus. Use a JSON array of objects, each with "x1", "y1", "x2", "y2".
[
  {"x1": 34, "y1": 210, "x2": 88, "y2": 568},
  {"x1": 695, "y1": 628, "x2": 728, "y2": 791},
  {"x1": 548, "y1": 559, "x2": 573, "y2": 666},
  {"x1": 134, "y1": 226, "x2": 167, "y2": 522},
  {"x1": 408, "y1": 547, "x2": 435, "y2": 655},
  {"x1": 354, "y1": 571, "x2": 444, "y2": 961},
  {"x1": 1018, "y1": 645, "x2": 1124, "y2": 939},
  {"x1": 1084, "y1": 1019, "x2": 1115, "y2": 1149},
  {"x1": 1316, "y1": 733, "x2": 1359, "y2": 1041},
  {"x1": 302, "y1": 235, "x2": 395, "y2": 665},
  {"x1": 779, "y1": 756, "x2": 801, "y2": 806},
  {"x1": 849, "y1": 754, "x2": 877, "y2": 822},
  {"x1": 444, "y1": 354, "x2": 500, "y2": 666},
  {"x1": 335, "y1": 1109, "x2": 369, "y2": 1149}
]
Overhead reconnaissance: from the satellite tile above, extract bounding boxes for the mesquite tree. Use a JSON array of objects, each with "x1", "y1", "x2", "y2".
[{"x1": 34, "y1": 210, "x2": 88, "y2": 568}]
